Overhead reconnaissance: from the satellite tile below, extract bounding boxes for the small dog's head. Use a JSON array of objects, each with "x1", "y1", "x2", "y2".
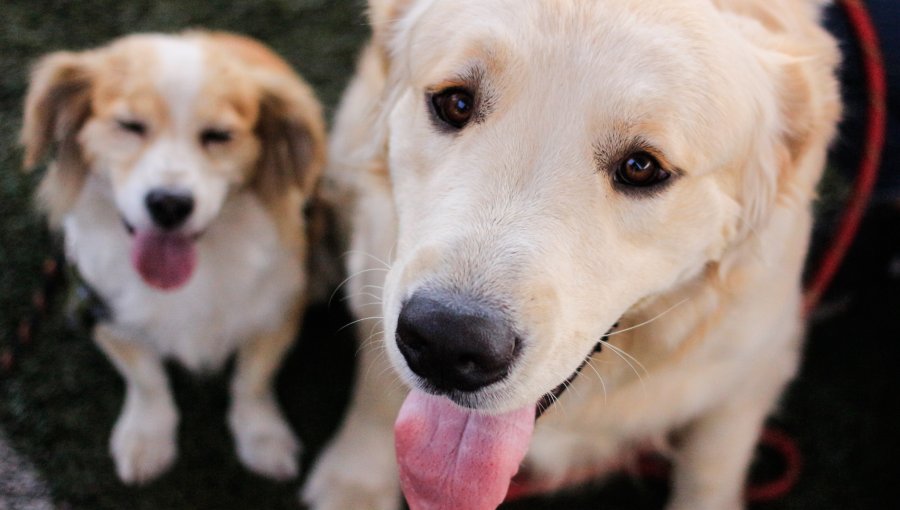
[
  {"x1": 370, "y1": 0, "x2": 839, "y2": 412},
  {"x1": 21, "y1": 32, "x2": 324, "y2": 290}
]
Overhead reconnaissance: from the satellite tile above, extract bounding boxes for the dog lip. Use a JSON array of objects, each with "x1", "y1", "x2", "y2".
[
  {"x1": 534, "y1": 349, "x2": 597, "y2": 419},
  {"x1": 120, "y1": 217, "x2": 203, "y2": 240},
  {"x1": 535, "y1": 322, "x2": 618, "y2": 419},
  {"x1": 122, "y1": 218, "x2": 136, "y2": 236}
]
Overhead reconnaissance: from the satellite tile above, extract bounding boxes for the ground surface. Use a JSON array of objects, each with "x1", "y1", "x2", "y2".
[{"x1": 1, "y1": 1, "x2": 898, "y2": 509}]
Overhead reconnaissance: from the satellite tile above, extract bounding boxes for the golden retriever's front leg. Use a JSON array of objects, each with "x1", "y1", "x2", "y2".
[
  {"x1": 301, "y1": 332, "x2": 405, "y2": 510},
  {"x1": 94, "y1": 324, "x2": 178, "y2": 484},
  {"x1": 302, "y1": 324, "x2": 406, "y2": 510},
  {"x1": 228, "y1": 309, "x2": 302, "y2": 480},
  {"x1": 666, "y1": 380, "x2": 783, "y2": 510}
]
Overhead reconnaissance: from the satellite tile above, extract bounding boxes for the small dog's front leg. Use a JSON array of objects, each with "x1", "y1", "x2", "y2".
[
  {"x1": 95, "y1": 324, "x2": 178, "y2": 485},
  {"x1": 228, "y1": 307, "x2": 302, "y2": 481}
]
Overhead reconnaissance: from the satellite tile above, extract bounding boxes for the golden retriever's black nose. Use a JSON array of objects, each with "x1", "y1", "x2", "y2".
[
  {"x1": 396, "y1": 291, "x2": 520, "y2": 392},
  {"x1": 145, "y1": 189, "x2": 194, "y2": 230}
]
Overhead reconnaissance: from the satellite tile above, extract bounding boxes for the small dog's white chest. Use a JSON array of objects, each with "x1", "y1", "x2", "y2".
[{"x1": 64, "y1": 182, "x2": 304, "y2": 371}]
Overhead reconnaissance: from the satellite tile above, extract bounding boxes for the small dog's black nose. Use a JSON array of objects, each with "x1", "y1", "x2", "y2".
[
  {"x1": 396, "y1": 291, "x2": 520, "y2": 392},
  {"x1": 145, "y1": 189, "x2": 194, "y2": 230}
]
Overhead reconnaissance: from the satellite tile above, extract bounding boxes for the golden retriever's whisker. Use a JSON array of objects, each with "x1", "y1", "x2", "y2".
[
  {"x1": 585, "y1": 358, "x2": 608, "y2": 404},
  {"x1": 601, "y1": 341, "x2": 648, "y2": 398},
  {"x1": 358, "y1": 323, "x2": 384, "y2": 345},
  {"x1": 342, "y1": 249, "x2": 392, "y2": 269},
  {"x1": 548, "y1": 383, "x2": 569, "y2": 417},
  {"x1": 360, "y1": 302, "x2": 381, "y2": 307},
  {"x1": 337, "y1": 315, "x2": 384, "y2": 334},
  {"x1": 356, "y1": 327, "x2": 385, "y2": 357},
  {"x1": 328, "y1": 267, "x2": 391, "y2": 307},
  {"x1": 341, "y1": 292, "x2": 383, "y2": 304},
  {"x1": 602, "y1": 337, "x2": 649, "y2": 375},
  {"x1": 605, "y1": 298, "x2": 689, "y2": 338},
  {"x1": 599, "y1": 299, "x2": 690, "y2": 390}
]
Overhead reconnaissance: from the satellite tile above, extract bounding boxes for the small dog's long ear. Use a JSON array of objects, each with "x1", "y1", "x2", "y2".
[
  {"x1": 22, "y1": 51, "x2": 93, "y2": 170},
  {"x1": 253, "y1": 71, "x2": 326, "y2": 202},
  {"x1": 21, "y1": 51, "x2": 94, "y2": 223}
]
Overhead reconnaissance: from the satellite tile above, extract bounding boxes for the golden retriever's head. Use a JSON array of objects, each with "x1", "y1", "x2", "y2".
[
  {"x1": 372, "y1": 0, "x2": 839, "y2": 411},
  {"x1": 21, "y1": 32, "x2": 324, "y2": 288}
]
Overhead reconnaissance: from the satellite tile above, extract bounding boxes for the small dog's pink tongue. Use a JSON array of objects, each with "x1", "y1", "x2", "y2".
[
  {"x1": 395, "y1": 389, "x2": 535, "y2": 510},
  {"x1": 130, "y1": 230, "x2": 196, "y2": 291}
]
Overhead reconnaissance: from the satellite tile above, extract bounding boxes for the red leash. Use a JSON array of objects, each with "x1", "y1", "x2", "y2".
[
  {"x1": 805, "y1": 0, "x2": 887, "y2": 313},
  {"x1": 507, "y1": 0, "x2": 887, "y2": 504}
]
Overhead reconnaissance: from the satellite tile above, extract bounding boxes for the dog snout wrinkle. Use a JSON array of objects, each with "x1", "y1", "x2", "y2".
[
  {"x1": 396, "y1": 291, "x2": 519, "y2": 393},
  {"x1": 145, "y1": 189, "x2": 194, "y2": 230}
]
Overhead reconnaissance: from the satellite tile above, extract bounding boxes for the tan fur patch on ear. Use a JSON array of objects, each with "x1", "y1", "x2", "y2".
[
  {"x1": 252, "y1": 77, "x2": 325, "y2": 200},
  {"x1": 249, "y1": 68, "x2": 326, "y2": 250},
  {"x1": 21, "y1": 51, "x2": 95, "y2": 224},
  {"x1": 779, "y1": 62, "x2": 818, "y2": 164}
]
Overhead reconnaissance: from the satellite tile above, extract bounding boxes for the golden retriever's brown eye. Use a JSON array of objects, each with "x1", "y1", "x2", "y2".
[
  {"x1": 431, "y1": 88, "x2": 475, "y2": 129},
  {"x1": 117, "y1": 119, "x2": 146, "y2": 136},
  {"x1": 615, "y1": 152, "x2": 670, "y2": 187},
  {"x1": 200, "y1": 128, "x2": 232, "y2": 146}
]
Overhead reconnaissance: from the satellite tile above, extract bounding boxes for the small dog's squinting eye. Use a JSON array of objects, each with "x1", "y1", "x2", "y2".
[
  {"x1": 116, "y1": 119, "x2": 146, "y2": 136},
  {"x1": 614, "y1": 152, "x2": 671, "y2": 188},
  {"x1": 430, "y1": 88, "x2": 475, "y2": 130},
  {"x1": 200, "y1": 128, "x2": 232, "y2": 146}
]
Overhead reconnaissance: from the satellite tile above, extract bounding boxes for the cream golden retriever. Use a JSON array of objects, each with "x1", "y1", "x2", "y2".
[
  {"x1": 304, "y1": 0, "x2": 840, "y2": 509},
  {"x1": 21, "y1": 32, "x2": 324, "y2": 484}
]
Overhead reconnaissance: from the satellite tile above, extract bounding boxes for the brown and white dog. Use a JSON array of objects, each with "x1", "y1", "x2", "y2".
[
  {"x1": 303, "y1": 0, "x2": 840, "y2": 509},
  {"x1": 20, "y1": 32, "x2": 324, "y2": 484}
]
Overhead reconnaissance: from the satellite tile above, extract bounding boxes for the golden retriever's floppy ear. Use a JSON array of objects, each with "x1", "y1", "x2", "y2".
[
  {"x1": 730, "y1": 16, "x2": 841, "y2": 236},
  {"x1": 252, "y1": 71, "x2": 326, "y2": 203},
  {"x1": 21, "y1": 50, "x2": 94, "y2": 224},
  {"x1": 368, "y1": 0, "x2": 430, "y2": 51}
]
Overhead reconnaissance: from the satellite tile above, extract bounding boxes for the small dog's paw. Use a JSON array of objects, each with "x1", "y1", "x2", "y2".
[
  {"x1": 302, "y1": 427, "x2": 400, "y2": 510},
  {"x1": 110, "y1": 409, "x2": 177, "y2": 485},
  {"x1": 230, "y1": 400, "x2": 300, "y2": 481}
]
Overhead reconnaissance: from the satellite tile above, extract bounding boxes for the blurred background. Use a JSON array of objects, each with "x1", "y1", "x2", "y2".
[{"x1": 0, "y1": 1, "x2": 897, "y2": 509}]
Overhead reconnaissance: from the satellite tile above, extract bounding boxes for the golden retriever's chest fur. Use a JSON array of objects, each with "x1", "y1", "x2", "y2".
[{"x1": 64, "y1": 176, "x2": 304, "y2": 371}]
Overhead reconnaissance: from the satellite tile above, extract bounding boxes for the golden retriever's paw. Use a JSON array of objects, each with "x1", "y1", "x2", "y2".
[
  {"x1": 302, "y1": 488, "x2": 399, "y2": 510},
  {"x1": 666, "y1": 498, "x2": 742, "y2": 510},
  {"x1": 229, "y1": 400, "x2": 300, "y2": 481},
  {"x1": 110, "y1": 406, "x2": 177, "y2": 485},
  {"x1": 302, "y1": 431, "x2": 400, "y2": 510},
  {"x1": 523, "y1": 427, "x2": 620, "y2": 490}
]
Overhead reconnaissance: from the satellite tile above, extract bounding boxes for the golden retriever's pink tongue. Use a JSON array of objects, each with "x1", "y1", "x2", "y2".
[
  {"x1": 395, "y1": 390, "x2": 535, "y2": 510},
  {"x1": 130, "y1": 231, "x2": 196, "y2": 291}
]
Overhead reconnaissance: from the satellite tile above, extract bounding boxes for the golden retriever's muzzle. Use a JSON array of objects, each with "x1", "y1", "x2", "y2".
[{"x1": 396, "y1": 290, "x2": 522, "y2": 393}]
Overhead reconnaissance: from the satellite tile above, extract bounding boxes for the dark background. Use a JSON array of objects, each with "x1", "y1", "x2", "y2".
[{"x1": 1, "y1": 1, "x2": 898, "y2": 509}]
